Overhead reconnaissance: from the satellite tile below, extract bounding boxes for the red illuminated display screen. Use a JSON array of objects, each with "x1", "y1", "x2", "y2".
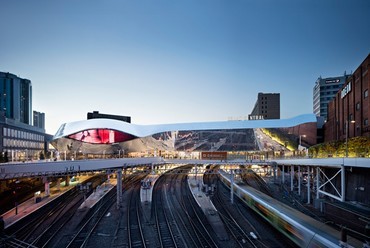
[{"x1": 69, "y1": 129, "x2": 137, "y2": 144}]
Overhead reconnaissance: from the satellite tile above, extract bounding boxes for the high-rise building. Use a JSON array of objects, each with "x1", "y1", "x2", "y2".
[
  {"x1": 0, "y1": 72, "x2": 32, "y2": 124},
  {"x1": 249, "y1": 93, "x2": 280, "y2": 120},
  {"x1": 33, "y1": 111, "x2": 45, "y2": 129},
  {"x1": 0, "y1": 71, "x2": 52, "y2": 162},
  {"x1": 313, "y1": 75, "x2": 350, "y2": 121}
]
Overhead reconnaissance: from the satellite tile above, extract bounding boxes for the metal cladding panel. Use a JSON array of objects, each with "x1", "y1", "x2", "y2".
[{"x1": 53, "y1": 114, "x2": 317, "y2": 140}]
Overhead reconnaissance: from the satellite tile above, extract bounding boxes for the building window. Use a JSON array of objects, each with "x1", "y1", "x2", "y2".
[
  {"x1": 349, "y1": 114, "x2": 353, "y2": 121},
  {"x1": 365, "y1": 89, "x2": 369, "y2": 98},
  {"x1": 356, "y1": 102, "x2": 360, "y2": 110},
  {"x1": 365, "y1": 119, "x2": 369, "y2": 126}
]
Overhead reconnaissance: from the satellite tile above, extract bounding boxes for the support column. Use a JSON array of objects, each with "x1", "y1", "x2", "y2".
[
  {"x1": 316, "y1": 167, "x2": 320, "y2": 199},
  {"x1": 116, "y1": 168, "x2": 122, "y2": 209},
  {"x1": 307, "y1": 166, "x2": 311, "y2": 204},
  {"x1": 65, "y1": 176, "x2": 70, "y2": 186},
  {"x1": 230, "y1": 169, "x2": 234, "y2": 204},
  {"x1": 290, "y1": 165, "x2": 294, "y2": 191},
  {"x1": 298, "y1": 166, "x2": 301, "y2": 196},
  {"x1": 282, "y1": 165, "x2": 285, "y2": 184},
  {"x1": 43, "y1": 177, "x2": 50, "y2": 197},
  {"x1": 341, "y1": 165, "x2": 345, "y2": 202},
  {"x1": 57, "y1": 178, "x2": 61, "y2": 191}
]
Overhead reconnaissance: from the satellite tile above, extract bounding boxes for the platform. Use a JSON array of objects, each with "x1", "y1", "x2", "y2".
[
  {"x1": 78, "y1": 179, "x2": 116, "y2": 209},
  {"x1": 1, "y1": 176, "x2": 90, "y2": 229},
  {"x1": 188, "y1": 171, "x2": 228, "y2": 241},
  {"x1": 140, "y1": 173, "x2": 159, "y2": 203}
]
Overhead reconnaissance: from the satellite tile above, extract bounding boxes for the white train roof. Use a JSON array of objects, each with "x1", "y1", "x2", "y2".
[{"x1": 53, "y1": 114, "x2": 317, "y2": 140}]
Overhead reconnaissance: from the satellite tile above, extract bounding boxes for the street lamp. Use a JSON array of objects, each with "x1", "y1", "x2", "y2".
[{"x1": 345, "y1": 120, "x2": 356, "y2": 157}]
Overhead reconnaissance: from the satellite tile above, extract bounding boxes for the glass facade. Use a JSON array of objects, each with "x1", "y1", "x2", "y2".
[
  {"x1": 0, "y1": 72, "x2": 32, "y2": 124},
  {"x1": 313, "y1": 75, "x2": 350, "y2": 121},
  {"x1": 1, "y1": 126, "x2": 45, "y2": 161},
  {"x1": 0, "y1": 77, "x2": 14, "y2": 119}
]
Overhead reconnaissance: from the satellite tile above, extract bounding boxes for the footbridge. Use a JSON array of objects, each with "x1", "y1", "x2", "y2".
[{"x1": 1, "y1": 157, "x2": 369, "y2": 207}]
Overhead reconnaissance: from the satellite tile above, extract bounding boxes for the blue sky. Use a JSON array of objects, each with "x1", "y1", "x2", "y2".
[{"x1": 1, "y1": 0, "x2": 369, "y2": 134}]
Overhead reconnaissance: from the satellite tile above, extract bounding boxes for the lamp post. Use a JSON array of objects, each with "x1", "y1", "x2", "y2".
[
  {"x1": 345, "y1": 120, "x2": 355, "y2": 157},
  {"x1": 299, "y1": 134, "x2": 306, "y2": 147}
]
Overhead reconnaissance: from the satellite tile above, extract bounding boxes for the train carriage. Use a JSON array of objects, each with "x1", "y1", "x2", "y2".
[{"x1": 218, "y1": 170, "x2": 362, "y2": 248}]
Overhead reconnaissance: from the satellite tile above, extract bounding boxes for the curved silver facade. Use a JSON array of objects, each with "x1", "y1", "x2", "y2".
[{"x1": 51, "y1": 114, "x2": 317, "y2": 155}]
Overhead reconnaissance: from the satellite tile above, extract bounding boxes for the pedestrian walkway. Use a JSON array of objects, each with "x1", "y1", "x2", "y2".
[
  {"x1": 188, "y1": 171, "x2": 228, "y2": 241},
  {"x1": 1, "y1": 176, "x2": 90, "y2": 229}
]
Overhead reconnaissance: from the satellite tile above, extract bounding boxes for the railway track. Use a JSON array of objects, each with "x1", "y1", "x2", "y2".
[
  {"x1": 178, "y1": 172, "x2": 219, "y2": 248},
  {"x1": 65, "y1": 186, "x2": 117, "y2": 248},
  {"x1": 204, "y1": 167, "x2": 297, "y2": 248},
  {"x1": 127, "y1": 175, "x2": 147, "y2": 248},
  {"x1": 153, "y1": 172, "x2": 183, "y2": 248},
  {"x1": 205, "y1": 172, "x2": 259, "y2": 248}
]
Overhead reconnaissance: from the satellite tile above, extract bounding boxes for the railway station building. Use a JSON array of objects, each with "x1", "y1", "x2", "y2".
[{"x1": 51, "y1": 114, "x2": 318, "y2": 160}]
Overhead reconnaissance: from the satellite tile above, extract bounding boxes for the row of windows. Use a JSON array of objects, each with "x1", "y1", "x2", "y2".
[
  {"x1": 354, "y1": 89, "x2": 369, "y2": 110},
  {"x1": 321, "y1": 91, "x2": 338, "y2": 95},
  {"x1": 3, "y1": 127, "x2": 44, "y2": 142},
  {"x1": 320, "y1": 97, "x2": 333, "y2": 101},
  {"x1": 3, "y1": 138, "x2": 43, "y2": 149},
  {"x1": 320, "y1": 85, "x2": 342, "y2": 90}
]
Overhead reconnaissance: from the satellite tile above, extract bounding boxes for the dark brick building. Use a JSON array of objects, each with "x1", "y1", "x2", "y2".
[
  {"x1": 249, "y1": 93, "x2": 280, "y2": 120},
  {"x1": 325, "y1": 54, "x2": 370, "y2": 141}
]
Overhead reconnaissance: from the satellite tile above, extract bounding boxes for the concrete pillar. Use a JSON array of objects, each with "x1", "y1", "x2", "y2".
[
  {"x1": 298, "y1": 166, "x2": 301, "y2": 196},
  {"x1": 290, "y1": 165, "x2": 294, "y2": 191},
  {"x1": 43, "y1": 177, "x2": 50, "y2": 196},
  {"x1": 307, "y1": 166, "x2": 311, "y2": 204},
  {"x1": 230, "y1": 169, "x2": 234, "y2": 204},
  {"x1": 341, "y1": 165, "x2": 345, "y2": 202},
  {"x1": 316, "y1": 167, "x2": 320, "y2": 200},
  {"x1": 65, "y1": 176, "x2": 70, "y2": 186},
  {"x1": 57, "y1": 178, "x2": 61, "y2": 191},
  {"x1": 282, "y1": 165, "x2": 285, "y2": 184},
  {"x1": 116, "y1": 168, "x2": 123, "y2": 209}
]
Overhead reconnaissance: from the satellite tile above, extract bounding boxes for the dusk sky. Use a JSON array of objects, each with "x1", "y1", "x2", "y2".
[{"x1": 1, "y1": 0, "x2": 369, "y2": 135}]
